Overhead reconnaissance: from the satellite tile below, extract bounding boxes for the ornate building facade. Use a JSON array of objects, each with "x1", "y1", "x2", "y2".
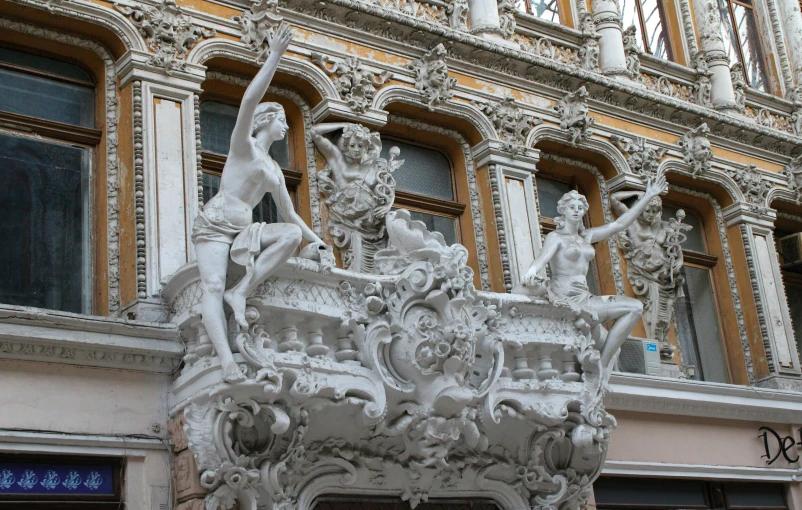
[{"x1": 0, "y1": 0, "x2": 801, "y2": 508}]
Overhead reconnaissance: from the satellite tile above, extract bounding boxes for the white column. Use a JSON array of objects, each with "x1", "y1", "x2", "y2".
[
  {"x1": 591, "y1": 0, "x2": 629, "y2": 77},
  {"x1": 778, "y1": 0, "x2": 802, "y2": 91},
  {"x1": 468, "y1": 0, "x2": 501, "y2": 34},
  {"x1": 692, "y1": 0, "x2": 739, "y2": 110}
]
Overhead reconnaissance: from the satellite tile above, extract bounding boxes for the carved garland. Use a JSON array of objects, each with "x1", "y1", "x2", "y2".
[
  {"x1": 670, "y1": 184, "x2": 756, "y2": 384},
  {"x1": 540, "y1": 152, "x2": 626, "y2": 296},
  {"x1": 487, "y1": 165, "x2": 512, "y2": 291},
  {"x1": 0, "y1": 17, "x2": 123, "y2": 314},
  {"x1": 387, "y1": 114, "x2": 492, "y2": 291},
  {"x1": 194, "y1": 94, "x2": 204, "y2": 208}
]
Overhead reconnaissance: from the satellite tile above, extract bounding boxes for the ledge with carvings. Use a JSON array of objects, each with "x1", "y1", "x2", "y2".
[{"x1": 163, "y1": 212, "x2": 614, "y2": 510}]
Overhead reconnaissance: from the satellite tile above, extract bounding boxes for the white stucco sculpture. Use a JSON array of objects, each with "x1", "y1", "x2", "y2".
[
  {"x1": 311, "y1": 122, "x2": 403, "y2": 273},
  {"x1": 611, "y1": 190, "x2": 690, "y2": 344},
  {"x1": 516, "y1": 175, "x2": 668, "y2": 368},
  {"x1": 191, "y1": 23, "x2": 328, "y2": 383}
]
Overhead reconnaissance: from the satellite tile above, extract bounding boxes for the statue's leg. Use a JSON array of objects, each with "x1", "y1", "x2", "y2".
[
  {"x1": 224, "y1": 223, "x2": 302, "y2": 329},
  {"x1": 588, "y1": 296, "x2": 644, "y2": 367},
  {"x1": 196, "y1": 240, "x2": 245, "y2": 383}
]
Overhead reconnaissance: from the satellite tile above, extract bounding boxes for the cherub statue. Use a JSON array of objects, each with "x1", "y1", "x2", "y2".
[
  {"x1": 611, "y1": 188, "x2": 691, "y2": 342},
  {"x1": 192, "y1": 24, "x2": 328, "y2": 383},
  {"x1": 311, "y1": 123, "x2": 403, "y2": 272},
  {"x1": 515, "y1": 175, "x2": 669, "y2": 368}
]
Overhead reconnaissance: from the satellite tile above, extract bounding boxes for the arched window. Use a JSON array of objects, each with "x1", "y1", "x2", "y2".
[
  {"x1": 717, "y1": 0, "x2": 770, "y2": 92},
  {"x1": 663, "y1": 204, "x2": 730, "y2": 383},
  {"x1": 199, "y1": 100, "x2": 298, "y2": 223},
  {"x1": 381, "y1": 138, "x2": 463, "y2": 246},
  {"x1": 514, "y1": 0, "x2": 561, "y2": 23},
  {"x1": 620, "y1": 0, "x2": 674, "y2": 60},
  {"x1": 0, "y1": 45, "x2": 97, "y2": 314},
  {"x1": 535, "y1": 174, "x2": 601, "y2": 295}
]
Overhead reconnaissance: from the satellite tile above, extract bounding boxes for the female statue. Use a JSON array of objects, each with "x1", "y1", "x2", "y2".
[
  {"x1": 519, "y1": 175, "x2": 668, "y2": 368},
  {"x1": 610, "y1": 191, "x2": 689, "y2": 342},
  {"x1": 192, "y1": 23, "x2": 326, "y2": 383}
]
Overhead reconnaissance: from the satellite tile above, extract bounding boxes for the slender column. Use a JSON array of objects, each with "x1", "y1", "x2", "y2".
[
  {"x1": 468, "y1": 0, "x2": 501, "y2": 35},
  {"x1": 691, "y1": 0, "x2": 739, "y2": 111},
  {"x1": 591, "y1": 0, "x2": 628, "y2": 77},
  {"x1": 723, "y1": 204, "x2": 802, "y2": 390},
  {"x1": 777, "y1": 0, "x2": 802, "y2": 96}
]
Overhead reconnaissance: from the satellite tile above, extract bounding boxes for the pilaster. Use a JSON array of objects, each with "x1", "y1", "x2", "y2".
[
  {"x1": 722, "y1": 204, "x2": 802, "y2": 390},
  {"x1": 473, "y1": 140, "x2": 541, "y2": 291},
  {"x1": 691, "y1": 0, "x2": 740, "y2": 111},
  {"x1": 117, "y1": 50, "x2": 206, "y2": 319}
]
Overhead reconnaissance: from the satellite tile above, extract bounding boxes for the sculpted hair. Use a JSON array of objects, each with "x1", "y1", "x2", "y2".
[
  {"x1": 337, "y1": 123, "x2": 381, "y2": 160},
  {"x1": 252, "y1": 102, "x2": 285, "y2": 135},
  {"x1": 555, "y1": 190, "x2": 590, "y2": 233}
]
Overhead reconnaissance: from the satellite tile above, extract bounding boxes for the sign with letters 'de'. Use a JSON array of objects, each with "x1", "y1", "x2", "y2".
[{"x1": 758, "y1": 426, "x2": 802, "y2": 465}]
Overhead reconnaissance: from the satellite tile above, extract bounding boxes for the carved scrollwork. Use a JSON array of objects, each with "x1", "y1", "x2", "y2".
[
  {"x1": 114, "y1": 0, "x2": 215, "y2": 73},
  {"x1": 232, "y1": 0, "x2": 281, "y2": 63},
  {"x1": 730, "y1": 164, "x2": 773, "y2": 213},
  {"x1": 784, "y1": 155, "x2": 802, "y2": 203},
  {"x1": 622, "y1": 25, "x2": 641, "y2": 79},
  {"x1": 610, "y1": 135, "x2": 667, "y2": 178},
  {"x1": 474, "y1": 95, "x2": 541, "y2": 154}
]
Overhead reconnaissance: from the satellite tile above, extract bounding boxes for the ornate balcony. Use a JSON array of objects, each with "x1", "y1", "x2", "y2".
[{"x1": 164, "y1": 210, "x2": 614, "y2": 510}]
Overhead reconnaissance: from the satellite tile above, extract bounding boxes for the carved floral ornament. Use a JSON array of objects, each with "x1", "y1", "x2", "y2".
[
  {"x1": 311, "y1": 53, "x2": 393, "y2": 113},
  {"x1": 114, "y1": 0, "x2": 215, "y2": 73},
  {"x1": 678, "y1": 123, "x2": 713, "y2": 178},
  {"x1": 783, "y1": 155, "x2": 802, "y2": 202},
  {"x1": 170, "y1": 210, "x2": 616, "y2": 510},
  {"x1": 473, "y1": 95, "x2": 541, "y2": 154},
  {"x1": 610, "y1": 134, "x2": 667, "y2": 178},
  {"x1": 233, "y1": 0, "x2": 281, "y2": 63},
  {"x1": 408, "y1": 43, "x2": 457, "y2": 111},
  {"x1": 730, "y1": 163, "x2": 773, "y2": 212}
]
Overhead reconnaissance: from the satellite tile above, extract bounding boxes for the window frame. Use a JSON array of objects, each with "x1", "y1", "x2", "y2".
[
  {"x1": 720, "y1": 0, "x2": 771, "y2": 90},
  {"x1": 631, "y1": 0, "x2": 675, "y2": 60},
  {"x1": 515, "y1": 0, "x2": 563, "y2": 23},
  {"x1": 0, "y1": 42, "x2": 101, "y2": 315}
]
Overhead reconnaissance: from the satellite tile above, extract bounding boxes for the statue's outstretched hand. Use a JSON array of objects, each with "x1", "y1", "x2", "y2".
[
  {"x1": 645, "y1": 173, "x2": 668, "y2": 198},
  {"x1": 267, "y1": 22, "x2": 293, "y2": 57}
]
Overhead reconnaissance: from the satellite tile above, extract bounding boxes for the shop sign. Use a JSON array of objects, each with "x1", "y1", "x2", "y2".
[{"x1": 758, "y1": 426, "x2": 802, "y2": 465}]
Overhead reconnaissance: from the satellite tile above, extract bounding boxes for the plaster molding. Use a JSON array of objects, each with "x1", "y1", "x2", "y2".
[
  {"x1": 0, "y1": 305, "x2": 182, "y2": 373},
  {"x1": 603, "y1": 460, "x2": 802, "y2": 481},
  {"x1": 407, "y1": 43, "x2": 457, "y2": 111},
  {"x1": 554, "y1": 86, "x2": 595, "y2": 146},
  {"x1": 472, "y1": 94, "x2": 541, "y2": 154},
  {"x1": 0, "y1": 17, "x2": 123, "y2": 315},
  {"x1": 606, "y1": 373, "x2": 802, "y2": 423},
  {"x1": 310, "y1": 52, "x2": 393, "y2": 114}
]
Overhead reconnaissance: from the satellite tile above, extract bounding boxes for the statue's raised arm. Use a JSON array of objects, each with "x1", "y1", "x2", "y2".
[{"x1": 192, "y1": 23, "x2": 328, "y2": 383}]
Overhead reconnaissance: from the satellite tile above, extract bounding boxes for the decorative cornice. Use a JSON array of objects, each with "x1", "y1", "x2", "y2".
[{"x1": 0, "y1": 305, "x2": 182, "y2": 373}]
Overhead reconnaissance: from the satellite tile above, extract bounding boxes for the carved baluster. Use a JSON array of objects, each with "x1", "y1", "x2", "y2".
[
  {"x1": 195, "y1": 320, "x2": 213, "y2": 358},
  {"x1": 536, "y1": 346, "x2": 559, "y2": 380},
  {"x1": 512, "y1": 352, "x2": 535, "y2": 380},
  {"x1": 305, "y1": 327, "x2": 329, "y2": 357},
  {"x1": 335, "y1": 327, "x2": 359, "y2": 364},
  {"x1": 559, "y1": 347, "x2": 581, "y2": 382},
  {"x1": 278, "y1": 320, "x2": 304, "y2": 352}
]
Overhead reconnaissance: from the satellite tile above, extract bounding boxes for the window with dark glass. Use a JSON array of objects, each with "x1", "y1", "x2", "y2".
[
  {"x1": 534, "y1": 175, "x2": 600, "y2": 295},
  {"x1": 663, "y1": 205, "x2": 730, "y2": 383},
  {"x1": 0, "y1": 46, "x2": 97, "y2": 314},
  {"x1": 717, "y1": 0, "x2": 771, "y2": 92},
  {"x1": 314, "y1": 498, "x2": 498, "y2": 509},
  {"x1": 774, "y1": 226, "x2": 802, "y2": 363},
  {"x1": 199, "y1": 100, "x2": 299, "y2": 222},
  {"x1": 514, "y1": 0, "x2": 561, "y2": 23},
  {"x1": 380, "y1": 139, "x2": 463, "y2": 246},
  {"x1": 620, "y1": 0, "x2": 674, "y2": 60},
  {"x1": 594, "y1": 476, "x2": 788, "y2": 510}
]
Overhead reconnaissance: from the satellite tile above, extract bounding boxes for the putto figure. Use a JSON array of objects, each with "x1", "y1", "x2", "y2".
[
  {"x1": 311, "y1": 122, "x2": 403, "y2": 273},
  {"x1": 192, "y1": 24, "x2": 327, "y2": 383},
  {"x1": 517, "y1": 175, "x2": 668, "y2": 368},
  {"x1": 611, "y1": 190, "x2": 690, "y2": 343}
]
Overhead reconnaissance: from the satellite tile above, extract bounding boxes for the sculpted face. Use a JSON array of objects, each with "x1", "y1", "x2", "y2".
[
  {"x1": 346, "y1": 137, "x2": 369, "y2": 161},
  {"x1": 641, "y1": 202, "x2": 662, "y2": 225},
  {"x1": 264, "y1": 113, "x2": 288, "y2": 142},
  {"x1": 561, "y1": 198, "x2": 587, "y2": 223}
]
